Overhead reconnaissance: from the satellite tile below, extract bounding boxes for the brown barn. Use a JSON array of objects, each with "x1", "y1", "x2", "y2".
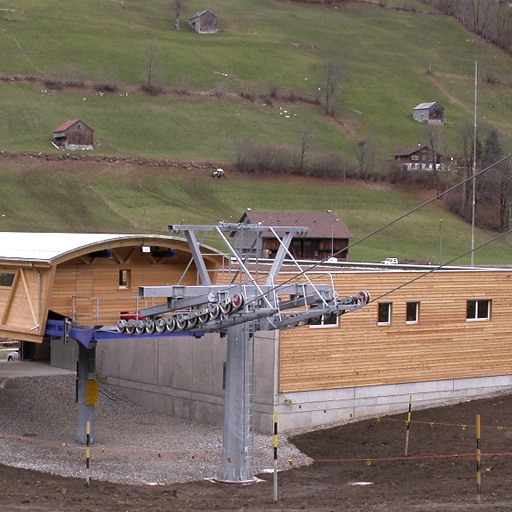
[
  {"x1": 233, "y1": 211, "x2": 353, "y2": 261},
  {"x1": 394, "y1": 144, "x2": 444, "y2": 171},
  {"x1": 52, "y1": 119, "x2": 94, "y2": 150},
  {"x1": 189, "y1": 9, "x2": 217, "y2": 33}
]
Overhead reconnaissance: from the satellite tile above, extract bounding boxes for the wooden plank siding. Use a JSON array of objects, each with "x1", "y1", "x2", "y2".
[
  {"x1": 0, "y1": 267, "x2": 53, "y2": 336},
  {"x1": 279, "y1": 270, "x2": 512, "y2": 393},
  {"x1": 49, "y1": 252, "x2": 197, "y2": 322}
]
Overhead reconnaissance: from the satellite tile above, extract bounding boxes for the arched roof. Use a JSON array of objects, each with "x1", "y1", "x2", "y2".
[{"x1": 0, "y1": 232, "x2": 206, "y2": 265}]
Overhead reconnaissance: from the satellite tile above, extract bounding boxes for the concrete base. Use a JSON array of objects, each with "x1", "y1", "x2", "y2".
[{"x1": 275, "y1": 375, "x2": 512, "y2": 432}]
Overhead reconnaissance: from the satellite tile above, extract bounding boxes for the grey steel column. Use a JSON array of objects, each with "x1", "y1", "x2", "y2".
[
  {"x1": 219, "y1": 324, "x2": 255, "y2": 482},
  {"x1": 76, "y1": 343, "x2": 97, "y2": 445}
]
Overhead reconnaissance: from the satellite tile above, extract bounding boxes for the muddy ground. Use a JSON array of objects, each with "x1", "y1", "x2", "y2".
[{"x1": 2, "y1": 393, "x2": 512, "y2": 511}]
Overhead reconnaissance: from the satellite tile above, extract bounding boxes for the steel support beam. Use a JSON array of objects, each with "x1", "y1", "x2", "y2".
[{"x1": 219, "y1": 324, "x2": 255, "y2": 482}]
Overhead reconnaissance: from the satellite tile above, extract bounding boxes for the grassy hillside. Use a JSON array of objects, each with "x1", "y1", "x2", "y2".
[
  {"x1": 1, "y1": 0, "x2": 512, "y2": 161},
  {"x1": 1, "y1": 0, "x2": 512, "y2": 265},
  {"x1": 0, "y1": 159, "x2": 510, "y2": 265}
]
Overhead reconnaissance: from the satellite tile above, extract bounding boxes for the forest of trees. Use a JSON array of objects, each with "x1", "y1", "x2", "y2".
[{"x1": 420, "y1": 0, "x2": 512, "y2": 57}]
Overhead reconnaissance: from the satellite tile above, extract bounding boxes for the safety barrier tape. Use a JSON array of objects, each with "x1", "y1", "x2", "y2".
[
  {"x1": 3, "y1": 430, "x2": 512, "y2": 466},
  {"x1": 376, "y1": 416, "x2": 509, "y2": 431}
]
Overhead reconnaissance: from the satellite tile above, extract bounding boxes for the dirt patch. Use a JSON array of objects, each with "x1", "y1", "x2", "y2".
[{"x1": 1, "y1": 393, "x2": 512, "y2": 511}]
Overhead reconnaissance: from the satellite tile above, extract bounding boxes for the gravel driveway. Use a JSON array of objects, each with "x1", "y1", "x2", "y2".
[{"x1": 0, "y1": 374, "x2": 309, "y2": 485}]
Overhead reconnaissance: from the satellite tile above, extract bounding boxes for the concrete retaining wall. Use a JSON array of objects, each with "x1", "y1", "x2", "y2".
[
  {"x1": 96, "y1": 331, "x2": 277, "y2": 432},
  {"x1": 276, "y1": 375, "x2": 512, "y2": 432},
  {"x1": 95, "y1": 333, "x2": 512, "y2": 434}
]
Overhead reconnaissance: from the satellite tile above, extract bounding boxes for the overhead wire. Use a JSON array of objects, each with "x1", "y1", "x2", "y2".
[{"x1": 233, "y1": 152, "x2": 512, "y2": 308}]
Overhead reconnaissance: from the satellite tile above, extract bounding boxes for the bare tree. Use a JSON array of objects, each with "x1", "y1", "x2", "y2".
[
  {"x1": 354, "y1": 139, "x2": 377, "y2": 181},
  {"x1": 323, "y1": 58, "x2": 347, "y2": 117},
  {"x1": 298, "y1": 123, "x2": 313, "y2": 172},
  {"x1": 420, "y1": 124, "x2": 445, "y2": 196},
  {"x1": 175, "y1": 0, "x2": 182, "y2": 30},
  {"x1": 457, "y1": 122, "x2": 476, "y2": 217},
  {"x1": 145, "y1": 40, "x2": 161, "y2": 90}
]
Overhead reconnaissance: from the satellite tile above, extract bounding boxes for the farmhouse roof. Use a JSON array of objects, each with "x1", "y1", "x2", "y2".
[
  {"x1": 53, "y1": 119, "x2": 93, "y2": 133},
  {"x1": 394, "y1": 144, "x2": 428, "y2": 157},
  {"x1": 239, "y1": 211, "x2": 353, "y2": 239},
  {"x1": 413, "y1": 102, "x2": 442, "y2": 110},
  {"x1": 189, "y1": 9, "x2": 216, "y2": 20},
  {"x1": 0, "y1": 233, "x2": 183, "y2": 264}
]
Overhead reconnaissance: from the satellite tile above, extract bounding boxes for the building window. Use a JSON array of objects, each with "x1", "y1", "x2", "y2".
[
  {"x1": 0, "y1": 273, "x2": 15, "y2": 287},
  {"x1": 119, "y1": 269, "x2": 131, "y2": 289},
  {"x1": 467, "y1": 299, "x2": 491, "y2": 321},
  {"x1": 406, "y1": 301, "x2": 419, "y2": 324},
  {"x1": 309, "y1": 314, "x2": 338, "y2": 329},
  {"x1": 378, "y1": 302, "x2": 392, "y2": 325}
]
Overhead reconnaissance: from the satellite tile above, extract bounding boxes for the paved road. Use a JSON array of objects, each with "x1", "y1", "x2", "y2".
[{"x1": 0, "y1": 360, "x2": 73, "y2": 378}]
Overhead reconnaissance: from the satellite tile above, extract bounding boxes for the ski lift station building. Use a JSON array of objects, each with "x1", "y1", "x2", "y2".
[{"x1": 1, "y1": 231, "x2": 512, "y2": 432}]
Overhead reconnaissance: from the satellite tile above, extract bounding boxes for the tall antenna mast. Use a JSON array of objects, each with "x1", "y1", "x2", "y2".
[{"x1": 471, "y1": 61, "x2": 478, "y2": 266}]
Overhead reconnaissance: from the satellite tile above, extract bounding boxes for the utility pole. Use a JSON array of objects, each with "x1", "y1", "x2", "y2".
[{"x1": 471, "y1": 61, "x2": 478, "y2": 266}]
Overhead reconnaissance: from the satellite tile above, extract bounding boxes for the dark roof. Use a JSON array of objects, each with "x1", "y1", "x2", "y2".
[
  {"x1": 394, "y1": 144, "x2": 428, "y2": 157},
  {"x1": 239, "y1": 211, "x2": 353, "y2": 239},
  {"x1": 189, "y1": 9, "x2": 216, "y2": 20},
  {"x1": 53, "y1": 119, "x2": 93, "y2": 133}
]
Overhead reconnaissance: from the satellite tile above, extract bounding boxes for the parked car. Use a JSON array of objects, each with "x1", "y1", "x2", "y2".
[
  {"x1": 381, "y1": 257, "x2": 399, "y2": 265},
  {"x1": 7, "y1": 350, "x2": 19, "y2": 362}
]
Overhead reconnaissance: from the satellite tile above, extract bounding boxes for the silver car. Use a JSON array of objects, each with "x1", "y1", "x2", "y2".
[{"x1": 7, "y1": 350, "x2": 19, "y2": 362}]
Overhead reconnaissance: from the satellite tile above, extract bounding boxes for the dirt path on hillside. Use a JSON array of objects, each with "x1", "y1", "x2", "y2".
[{"x1": 2, "y1": 392, "x2": 512, "y2": 511}]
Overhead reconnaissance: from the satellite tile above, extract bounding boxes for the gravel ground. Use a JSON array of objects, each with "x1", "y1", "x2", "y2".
[{"x1": 0, "y1": 375, "x2": 310, "y2": 486}]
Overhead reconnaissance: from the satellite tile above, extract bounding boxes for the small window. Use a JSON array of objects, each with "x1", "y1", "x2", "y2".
[
  {"x1": 378, "y1": 302, "x2": 392, "y2": 325},
  {"x1": 467, "y1": 299, "x2": 491, "y2": 321},
  {"x1": 118, "y1": 269, "x2": 131, "y2": 289},
  {"x1": 0, "y1": 273, "x2": 15, "y2": 287},
  {"x1": 309, "y1": 314, "x2": 338, "y2": 329},
  {"x1": 406, "y1": 301, "x2": 419, "y2": 324}
]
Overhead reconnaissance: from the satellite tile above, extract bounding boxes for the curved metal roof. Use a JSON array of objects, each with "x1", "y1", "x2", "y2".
[{"x1": 0, "y1": 233, "x2": 185, "y2": 263}]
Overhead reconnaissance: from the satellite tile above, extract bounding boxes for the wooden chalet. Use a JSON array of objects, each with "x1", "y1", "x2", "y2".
[
  {"x1": 394, "y1": 144, "x2": 444, "y2": 171},
  {"x1": 0, "y1": 232, "x2": 218, "y2": 351},
  {"x1": 233, "y1": 211, "x2": 353, "y2": 261},
  {"x1": 412, "y1": 102, "x2": 445, "y2": 124},
  {"x1": 52, "y1": 119, "x2": 94, "y2": 150},
  {"x1": 189, "y1": 9, "x2": 217, "y2": 33}
]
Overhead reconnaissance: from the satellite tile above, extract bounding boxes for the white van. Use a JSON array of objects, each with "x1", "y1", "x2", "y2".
[{"x1": 381, "y1": 257, "x2": 399, "y2": 265}]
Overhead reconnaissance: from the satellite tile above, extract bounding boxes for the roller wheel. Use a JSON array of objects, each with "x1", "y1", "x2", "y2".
[
  {"x1": 117, "y1": 319, "x2": 127, "y2": 334},
  {"x1": 175, "y1": 314, "x2": 188, "y2": 330},
  {"x1": 155, "y1": 318, "x2": 166, "y2": 334},
  {"x1": 219, "y1": 298, "x2": 233, "y2": 315},
  {"x1": 165, "y1": 317, "x2": 176, "y2": 333},
  {"x1": 232, "y1": 293, "x2": 244, "y2": 309},
  {"x1": 197, "y1": 308, "x2": 210, "y2": 324},
  {"x1": 187, "y1": 316, "x2": 199, "y2": 329},
  {"x1": 208, "y1": 303, "x2": 221, "y2": 320},
  {"x1": 145, "y1": 318, "x2": 155, "y2": 334},
  {"x1": 135, "y1": 320, "x2": 146, "y2": 335}
]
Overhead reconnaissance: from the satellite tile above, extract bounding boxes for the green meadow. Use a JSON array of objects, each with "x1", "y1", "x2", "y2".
[
  {"x1": 1, "y1": 0, "x2": 512, "y2": 264},
  {"x1": 0, "y1": 163, "x2": 509, "y2": 265},
  {"x1": 1, "y1": 0, "x2": 512, "y2": 159}
]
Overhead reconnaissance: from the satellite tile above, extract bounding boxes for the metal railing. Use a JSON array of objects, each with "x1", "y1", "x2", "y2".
[{"x1": 72, "y1": 295, "x2": 158, "y2": 325}]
